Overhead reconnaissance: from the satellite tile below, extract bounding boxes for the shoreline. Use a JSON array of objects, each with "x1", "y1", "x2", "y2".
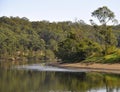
[{"x1": 48, "y1": 62, "x2": 120, "y2": 74}]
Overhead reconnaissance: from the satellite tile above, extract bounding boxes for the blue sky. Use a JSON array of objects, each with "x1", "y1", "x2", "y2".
[{"x1": 0, "y1": 0, "x2": 120, "y2": 23}]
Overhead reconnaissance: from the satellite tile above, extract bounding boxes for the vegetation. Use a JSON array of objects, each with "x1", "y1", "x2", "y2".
[
  {"x1": 90, "y1": 6, "x2": 117, "y2": 55},
  {"x1": 0, "y1": 6, "x2": 120, "y2": 63}
]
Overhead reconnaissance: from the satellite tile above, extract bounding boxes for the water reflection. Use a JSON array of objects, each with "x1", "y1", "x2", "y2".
[{"x1": 0, "y1": 69, "x2": 120, "y2": 92}]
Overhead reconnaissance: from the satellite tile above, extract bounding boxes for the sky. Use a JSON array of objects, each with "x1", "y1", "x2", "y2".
[{"x1": 0, "y1": 0, "x2": 120, "y2": 24}]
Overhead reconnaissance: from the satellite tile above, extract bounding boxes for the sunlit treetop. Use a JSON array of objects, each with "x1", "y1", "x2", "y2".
[{"x1": 91, "y1": 6, "x2": 116, "y2": 25}]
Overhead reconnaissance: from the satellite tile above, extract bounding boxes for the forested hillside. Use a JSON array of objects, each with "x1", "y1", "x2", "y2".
[{"x1": 0, "y1": 16, "x2": 120, "y2": 63}]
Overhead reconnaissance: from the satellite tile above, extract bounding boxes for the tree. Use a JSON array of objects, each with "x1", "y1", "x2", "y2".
[
  {"x1": 91, "y1": 6, "x2": 115, "y2": 25},
  {"x1": 91, "y1": 6, "x2": 117, "y2": 55}
]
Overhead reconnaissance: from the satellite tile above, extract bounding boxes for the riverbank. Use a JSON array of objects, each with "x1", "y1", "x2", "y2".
[{"x1": 48, "y1": 62, "x2": 120, "y2": 74}]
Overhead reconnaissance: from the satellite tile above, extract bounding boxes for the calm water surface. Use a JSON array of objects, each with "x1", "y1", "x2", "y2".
[{"x1": 0, "y1": 64, "x2": 120, "y2": 92}]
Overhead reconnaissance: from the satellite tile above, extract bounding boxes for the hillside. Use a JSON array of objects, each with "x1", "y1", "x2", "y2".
[{"x1": 0, "y1": 16, "x2": 120, "y2": 63}]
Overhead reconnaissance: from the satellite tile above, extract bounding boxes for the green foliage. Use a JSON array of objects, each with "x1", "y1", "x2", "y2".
[
  {"x1": 91, "y1": 6, "x2": 115, "y2": 25},
  {"x1": 0, "y1": 15, "x2": 120, "y2": 63},
  {"x1": 44, "y1": 49, "x2": 56, "y2": 62},
  {"x1": 84, "y1": 51, "x2": 120, "y2": 63},
  {"x1": 103, "y1": 49, "x2": 120, "y2": 63},
  {"x1": 91, "y1": 6, "x2": 117, "y2": 55}
]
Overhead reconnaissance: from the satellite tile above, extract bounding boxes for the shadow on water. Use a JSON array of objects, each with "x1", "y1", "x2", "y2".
[{"x1": 0, "y1": 62, "x2": 120, "y2": 92}]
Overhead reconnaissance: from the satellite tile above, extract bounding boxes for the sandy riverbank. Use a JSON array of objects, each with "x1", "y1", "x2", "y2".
[{"x1": 48, "y1": 62, "x2": 120, "y2": 74}]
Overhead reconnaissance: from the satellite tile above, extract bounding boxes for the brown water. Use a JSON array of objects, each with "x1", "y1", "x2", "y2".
[{"x1": 0, "y1": 64, "x2": 120, "y2": 92}]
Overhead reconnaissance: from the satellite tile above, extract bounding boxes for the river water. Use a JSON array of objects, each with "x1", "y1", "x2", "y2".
[{"x1": 0, "y1": 63, "x2": 120, "y2": 92}]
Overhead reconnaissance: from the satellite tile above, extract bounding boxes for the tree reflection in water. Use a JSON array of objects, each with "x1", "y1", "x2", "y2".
[{"x1": 0, "y1": 69, "x2": 120, "y2": 92}]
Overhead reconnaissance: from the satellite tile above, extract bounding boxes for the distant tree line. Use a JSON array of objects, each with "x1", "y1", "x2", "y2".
[{"x1": 0, "y1": 6, "x2": 120, "y2": 63}]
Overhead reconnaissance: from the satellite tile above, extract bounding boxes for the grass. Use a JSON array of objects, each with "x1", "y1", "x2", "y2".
[
  {"x1": 83, "y1": 53, "x2": 120, "y2": 64},
  {"x1": 103, "y1": 53, "x2": 120, "y2": 63}
]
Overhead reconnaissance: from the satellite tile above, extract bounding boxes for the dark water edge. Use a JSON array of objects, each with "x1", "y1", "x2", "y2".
[{"x1": 0, "y1": 63, "x2": 120, "y2": 92}]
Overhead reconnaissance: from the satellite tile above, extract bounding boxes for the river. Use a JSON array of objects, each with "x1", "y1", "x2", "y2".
[{"x1": 0, "y1": 63, "x2": 120, "y2": 92}]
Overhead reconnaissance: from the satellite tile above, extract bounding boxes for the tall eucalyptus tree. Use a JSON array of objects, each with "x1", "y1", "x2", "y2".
[{"x1": 91, "y1": 6, "x2": 118, "y2": 55}]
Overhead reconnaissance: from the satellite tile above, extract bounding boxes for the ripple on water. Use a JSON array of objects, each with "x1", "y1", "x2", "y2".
[{"x1": 15, "y1": 64, "x2": 88, "y2": 72}]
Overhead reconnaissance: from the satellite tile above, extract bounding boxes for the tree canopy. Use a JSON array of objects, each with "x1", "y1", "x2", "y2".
[{"x1": 0, "y1": 6, "x2": 120, "y2": 63}]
